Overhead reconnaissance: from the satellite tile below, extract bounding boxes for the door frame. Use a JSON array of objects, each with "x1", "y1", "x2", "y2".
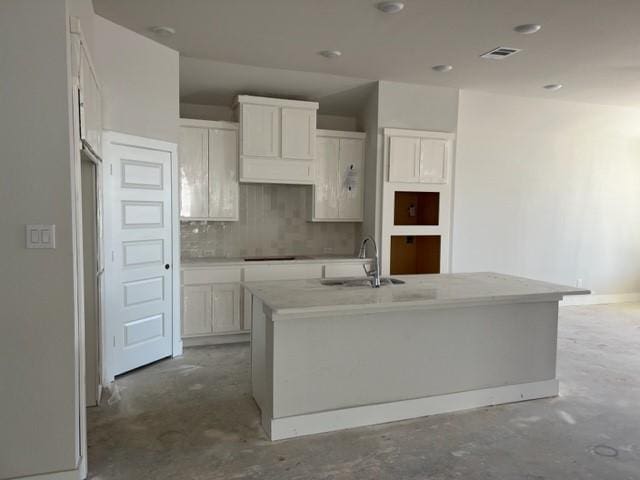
[{"x1": 102, "y1": 130, "x2": 182, "y2": 383}]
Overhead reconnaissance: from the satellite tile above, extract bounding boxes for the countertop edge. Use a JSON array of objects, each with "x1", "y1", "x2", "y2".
[{"x1": 256, "y1": 291, "x2": 589, "y2": 320}]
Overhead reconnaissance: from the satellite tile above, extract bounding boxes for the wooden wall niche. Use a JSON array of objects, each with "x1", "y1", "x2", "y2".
[
  {"x1": 394, "y1": 191, "x2": 439, "y2": 226},
  {"x1": 390, "y1": 235, "x2": 441, "y2": 275}
]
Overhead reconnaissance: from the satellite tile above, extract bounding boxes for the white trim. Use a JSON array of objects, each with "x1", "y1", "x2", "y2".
[
  {"x1": 316, "y1": 129, "x2": 366, "y2": 139},
  {"x1": 380, "y1": 129, "x2": 454, "y2": 275},
  {"x1": 16, "y1": 468, "x2": 81, "y2": 480},
  {"x1": 382, "y1": 127, "x2": 455, "y2": 140},
  {"x1": 101, "y1": 131, "x2": 181, "y2": 383},
  {"x1": 180, "y1": 118, "x2": 238, "y2": 130},
  {"x1": 182, "y1": 332, "x2": 249, "y2": 347},
  {"x1": 560, "y1": 292, "x2": 640, "y2": 306},
  {"x1": 235, "y1": 95, "x2": 319, "y2": 110},
  {"x1": 267, "y1": 379, "x2": 558, "y2": 441}
]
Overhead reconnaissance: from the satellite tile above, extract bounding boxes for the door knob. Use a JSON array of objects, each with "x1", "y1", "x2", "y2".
[{"x1": 165, "y1": 264, "x2": 170, "y2": 270}]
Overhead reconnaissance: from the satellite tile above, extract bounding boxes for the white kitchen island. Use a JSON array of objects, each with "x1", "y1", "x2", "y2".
[{"x1": 245, "y1": 272, "x2": 589, "y2": 440}]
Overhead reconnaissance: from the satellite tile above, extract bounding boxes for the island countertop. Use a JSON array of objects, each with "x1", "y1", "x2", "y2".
[{"x1": 244, "y1": 272, "x2": 590, "y2": 318}]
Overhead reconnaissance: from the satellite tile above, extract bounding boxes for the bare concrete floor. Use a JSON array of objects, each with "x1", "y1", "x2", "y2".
[{"x1": 88, "y1": 304, "x2": 640, "y2": 480}]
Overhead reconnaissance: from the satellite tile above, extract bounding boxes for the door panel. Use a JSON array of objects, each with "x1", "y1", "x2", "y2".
[
  {"x1": 182, "y1": 285, "x2": 213, "y2": 336},
  {"x1": 281, "y1": 107, "x2": 315, "y2": 160},
  {"x1": 419, "y1": 138, "x2": 447, "y2": 183},
  {"x1": 109, "y1": 142, "x2": 173, "y2": 376},
  {"x1": 212, "y1": 284, "x2": 241, "y2": 333},
  {"x1": 389, "y1": 136, "x2": 420, "y2": 183},
  {"x1": 314, "y1": 136, "x2": 339, "y2": 219},
  {"x1": 179, "y1": 127, "x2": 208, "y2": 218},
  {"x1": 209, "y1": 128, "x2": 239, "y2": 219},
  {"x1": 338, "y1": 138, "x2": 364, "y2": 220},
  {"x1": 242, "y1": 104, "x2": 279, "y2": 157}
]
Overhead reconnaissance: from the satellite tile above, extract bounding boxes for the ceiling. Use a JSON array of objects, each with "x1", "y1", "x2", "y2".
[{"x1": 94, "y1": 0, "x2": 640, "y2": 111}]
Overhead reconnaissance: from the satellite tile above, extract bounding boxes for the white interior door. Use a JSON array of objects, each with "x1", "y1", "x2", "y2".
[{"x1": 105, "y1": 138, "x2": 174, "y2": 377}]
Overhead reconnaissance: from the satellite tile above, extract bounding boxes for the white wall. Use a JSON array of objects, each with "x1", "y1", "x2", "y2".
[
  {"x1": 94, "y1": 15, "x2": 179, "y2": 143},
  {"x1": 180, "y1": 102, "x2": 234, "y2": 122},
  {"x1": 0, "y1": 1, "x2": 79, "y2": 478},
  {"x1": 453, "y1": 90, "x2": 640, "y2": 295},
  {"x1": 357, "y1": 84, "x2": 380, "y2": 241},
  {"x1": 377, "y1": 81, "x2": 459, "y2": 132},
  {"x1": 179, "y1": 102, "x2": 358, "y2": 131}
]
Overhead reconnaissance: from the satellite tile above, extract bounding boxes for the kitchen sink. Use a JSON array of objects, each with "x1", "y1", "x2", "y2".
[{"x1": 321, "y1": 277, "x2": 405, "y2": 287}]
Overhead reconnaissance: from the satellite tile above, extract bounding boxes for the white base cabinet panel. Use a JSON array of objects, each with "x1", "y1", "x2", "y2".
[
  {"x1": 181, "y1": 259, "x2": 372, "y2": 345},
  {"x1": 181, "y1": 283, "x2": 241, "y2": 337}
]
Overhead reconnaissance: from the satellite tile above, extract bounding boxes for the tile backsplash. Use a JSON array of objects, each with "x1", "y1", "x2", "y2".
[{"x1": 181, "y1": 183, "x2": 361, "y2": 258}]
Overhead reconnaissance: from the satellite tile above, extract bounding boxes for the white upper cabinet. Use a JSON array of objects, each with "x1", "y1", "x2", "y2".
[
  {"x1": 241, "y1": 103, "x2": 279, "y2": 158},
  {"x1": 236, "y1": 95, "x2": 318, "y2": 184},
  {"x1": 179, "y1": 126, "x2": 209, "y2": 218},
  {"x1": 419, "y1": 138, "x2": 448, "y2": 183},
  {"x1": 388, "y1": 136, "x2": 420, "y2": 183},
  {"x1": 281, "y1": 107, "x2": 315, "y2": 160},
  {"x1": 387, "y1": 129, "x2": 454, "y2": 184},
  {"x1": 310, "y1": 130, "x2": 365, "y2": 222},
  {"x1": 179, "y1": 120, "x2": 239, "y2": 221},
  {"x1": 313, "y1": 136, "x2": 340, "y2": 219},
  {"x1": 209, "y1": 128, "x2": 239, "y2": 219},
  {"x1": 338, "y1": 137, "x2": 365, "y2": 220}
]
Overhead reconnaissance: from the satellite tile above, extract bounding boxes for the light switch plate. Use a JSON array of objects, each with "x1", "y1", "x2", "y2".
[{"x1": 26, "y1": 224, "x2": 56, "y2": 249}]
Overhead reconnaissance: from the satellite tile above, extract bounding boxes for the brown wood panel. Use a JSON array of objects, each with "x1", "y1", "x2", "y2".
[
  {"x1": 390, "y1": 235, "x2": 440, "y2": 275},
  {"x1": 394, "y1": 192, "x2": 439, "y2": 226}
]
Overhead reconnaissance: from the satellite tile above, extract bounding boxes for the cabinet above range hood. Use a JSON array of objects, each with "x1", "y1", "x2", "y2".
[{"x1": 234, "y1": 95, "x2": 318, "y2": 185}]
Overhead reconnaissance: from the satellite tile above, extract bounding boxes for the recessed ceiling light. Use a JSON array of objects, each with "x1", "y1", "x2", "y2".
[
  {"x1": 376, "y1": 1, "x2": 405, "y2": 14},
  {"x1": 543, "y1": 83, "x2": 563, "y2": 91},
  {"x1": 318, "y1": 50, "x2": 342, "y2": 58},
  {"x1": 432, "y1": 64, "x2": 453, "y2": 73},
  {"x1": 149, "y1": 25, "x2": 176, "y2": 37},
  {"x1": 514, "y1": 24, "x2": 542, "y2": 34}
]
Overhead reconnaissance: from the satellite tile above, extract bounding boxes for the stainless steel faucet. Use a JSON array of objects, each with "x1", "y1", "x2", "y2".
[{"x1": 358, "y1": 236, "x2": 381, "y2": 288}]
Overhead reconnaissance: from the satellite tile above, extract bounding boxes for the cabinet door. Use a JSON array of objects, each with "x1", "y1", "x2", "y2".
[
  {"x1": 281, "y1": 107, "x2": 315, "y2": 160},
  {"x1": 208, "y1": 128, "x2": 238, "y2": 220},
  {"x1": 313, "y1": 136, "x2": 340, "y2": 219},
  {"x1": 388, "y1": 136, "x2": 420, "y2": 183},
  {"x1": 179, "y1": 127, "x2": 209, "y2": 218},
  {"x1": 182, "y1": 285, "x2": 213, "y2": 337},
  {"x1": 242, "y1": 103, "x2": 279, "y2": 158},
  {"x1": 338, "y1": 138, "x2": 364, "y2": 220},
  {"x1": 419, "y1": 138, "x2": 448, "y2": 184},
  {"x1": 212, "y1": 284, "x2": 241, "y2": 333}
]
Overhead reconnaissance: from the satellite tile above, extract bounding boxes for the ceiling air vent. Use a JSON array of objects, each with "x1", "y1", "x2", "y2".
[{"x1": 480, "y1": 47, "x2": 522, "y2": 59}]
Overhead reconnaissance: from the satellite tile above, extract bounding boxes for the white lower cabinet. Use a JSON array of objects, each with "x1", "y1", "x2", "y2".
[
  {"x1": 181, "y1": 260, "x2": 372, "y2": 345},
  {"x1": 211, "y1": 284, "x2": 241, "y2": 333},
  {"x1": 182, "y1": 285, "x2": 213, "y2": 336},
  {"x1": 182, "y1": 283, "x2": 241, "y2": 338}
]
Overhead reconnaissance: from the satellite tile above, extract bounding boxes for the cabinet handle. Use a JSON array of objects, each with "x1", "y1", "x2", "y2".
[{"x1": 165, "y1": 264, "x2": 171, "y2": 270}]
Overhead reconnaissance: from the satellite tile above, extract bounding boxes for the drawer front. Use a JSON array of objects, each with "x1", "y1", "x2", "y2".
[
  {"x1": 243, "y1": 263, "x2": 323, "y2": 281},
  {"x1": 324, "y1": 262, "x2": 370, "y2": 278},
  {"x1": 182, "y1": 267, "x2": 242, "y2": 285}
]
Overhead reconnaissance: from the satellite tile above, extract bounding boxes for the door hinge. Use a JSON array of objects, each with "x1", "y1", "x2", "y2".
[
  {"x1": 111, "y1": 251, "x2": 115, "y2": 262},
  {"x1": 113, "y1": 336, "x2": 116, "y2": 347},
  {"x1": 110, "y1": 164, "x2": 113, "y2": 175}
]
